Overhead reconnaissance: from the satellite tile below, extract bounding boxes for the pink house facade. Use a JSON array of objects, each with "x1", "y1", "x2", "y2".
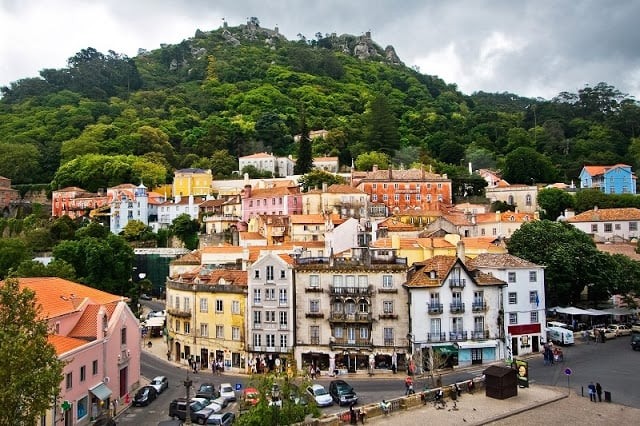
[
  {"x1": 16, "y1": 278, "x2": 141, "y2": 426},
  {"x1": 240, "y1": 184, "x2": 302, "y2": 222}
]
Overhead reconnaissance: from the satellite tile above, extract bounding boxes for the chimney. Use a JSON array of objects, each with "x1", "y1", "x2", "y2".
[
  {"x1": 391, "y1": 234, "x2": 400, "y2": 250},
  {"x1": 456, "y1": 240, "x2": 466, "y2": 260},
  {"x1": 372, "y1": 164, "x2": 378, "y2": 172},
  {"x1": 322, "y1": 182, "x2": 328, "y2": 192}
]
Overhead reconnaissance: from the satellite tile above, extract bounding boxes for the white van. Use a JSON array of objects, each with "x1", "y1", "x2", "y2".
[{"x1": 547, "y1": 326, "x2": 574, "y2": 345}]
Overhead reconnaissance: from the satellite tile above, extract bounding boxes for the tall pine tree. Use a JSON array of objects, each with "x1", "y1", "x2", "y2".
[
  {"x1": 294, "y1": 109, "x2": 313, "y2": 175},
  {"x1": 365, "y1": 94, "x2": 400, "y2": 156}
]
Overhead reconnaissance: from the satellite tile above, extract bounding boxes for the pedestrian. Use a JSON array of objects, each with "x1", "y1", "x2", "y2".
[
  {"x1": 583, "y1": 330, "x2": 590, "y2": 344},
  {"x1": 588, "y1": 382, "x2": 596, "y2": 402},
  {"x1": 596, "y1": 382, "x2": 602, "y2": 402},
  {"x1": 349, "y1": 404, "x2": 357, "y2": 424},
  {"x1": 359, "y1": 407, "x2": 366, "y2": 424},
  {"x1": 594, "y1": 328, "x2": 600, "y2": 344}
]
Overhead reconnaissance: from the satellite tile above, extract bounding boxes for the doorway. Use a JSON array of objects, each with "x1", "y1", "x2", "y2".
[
  {"x1": 511, "y1": 337, "x2": 519, "y2": 356},
  {"x1": 532, "y1": 336, "x2": 539, "y2": 352}
]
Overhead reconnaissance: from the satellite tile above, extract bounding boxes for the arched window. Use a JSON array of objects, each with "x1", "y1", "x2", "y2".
[
  {"x1": 358, "y1": 299, "x2": 369, "y2": 313},
  {"x1": 508, "y1": 195, "x2": 515, "y2": 205}
]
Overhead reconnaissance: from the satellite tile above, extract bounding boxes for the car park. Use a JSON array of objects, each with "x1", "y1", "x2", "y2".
[
  {"x1": 205, "y1": 412, "x2": 236, "y2": 426},
  {"x1": 133, "y1": 385, "x2": 158, "y2": 406},
  {"x1": 306, "y1": 384, "x2": 333, "y2": 407},
  {"x1": 149, "y1": 376, "x2": 169, "y2": 394},
  {"x1": 329, "y1": 379, "x2": 358, "y2": 406},
  {"x1": 219, "y1": 382, "x2": 236, "y2": 402}
]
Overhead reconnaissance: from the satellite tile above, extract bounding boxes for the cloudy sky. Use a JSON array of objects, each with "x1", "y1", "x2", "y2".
[{"x1": 2, "y1": 0, "x2": 639, "y2": 100}]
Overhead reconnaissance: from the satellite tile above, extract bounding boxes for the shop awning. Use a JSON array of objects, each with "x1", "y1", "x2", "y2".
[
  {"x1": 433, "y1": 345, "x2": 458, "y2": 355},
  {"x1": 455, "y1": 340, "x2": 499, "y2": 350},
  {"x1": 90, "y1": 382, "x2": 113, "y2": 400}
]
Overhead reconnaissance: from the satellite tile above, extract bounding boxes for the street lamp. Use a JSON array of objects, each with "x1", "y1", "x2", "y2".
[{"x1": 184, "y1": 361, "x2": 193, "y2": 425}]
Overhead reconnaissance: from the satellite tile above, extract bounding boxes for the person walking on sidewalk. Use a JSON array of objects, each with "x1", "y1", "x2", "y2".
[
  {"x1": 588, "y1": 382, "x2": 597, "y2": 402},
  {"x1": 596, "y1": 382, "x2": 603, "y2": 402}
]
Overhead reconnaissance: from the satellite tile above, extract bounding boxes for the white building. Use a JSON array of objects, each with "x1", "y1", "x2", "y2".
[
  {"x1": 566, "y1": 207, "x2": 640, "y2": 242},
  {"x1": 246, "y1": 251, "x2": 295, "y2": 372},
  {"x1": 109, "y1": 183, "x2": 149, "y2": 235},
  {"x1": 467, "y1": 253, "x2": 546, "y2": 359},
  {"x1": 238, "y1": 153, "x2": 295, "y2": 178},
  {"x1": 156, "y1": 195, "x2": 206, "y2": 229}
]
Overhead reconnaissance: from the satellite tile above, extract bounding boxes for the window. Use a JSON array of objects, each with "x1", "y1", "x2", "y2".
[
  {"x1": 529, "y1": 291, "x2": 538, "y2": 304},
  {"x1": 383, "y1": 184, "x2": 388, "y2": 189},
  {"x1": 279, "y1": 311, "x2": 288, "y2": 326},
  {"x1": 360, "y1": 327, "x2": 369, "y2": 339},
  {"x1": 508, "y1": 272, "x2": 516, "y2": 283},
  {"x1": 232, "y1": 326, "x2": 240, "y2": 340},
  {"x1": 92, "y1": 360, "x2": 98, "y2": 375},
  {"x1": 266, "y1": 265, "x2": 274, "y2": 281},
  {"x1": 530, "y1": 311, "x2": 539, "y2": 323},
  {"x1": 232, "y1": 300, "x2": 240, "y2": 314},
  {"x1": 216, "y1": 325, "x2": 224, "y2": 338},
  {"x1": 253, "y1": 311, "x2": 262, "y2": 325},
  {"x1": 591, "y1": 224, "x2": 598, "y2": 232},
  {"x1": 615, "y1": 223, "x2": 621, "y2": 230},
  {"x1": 508, "y1": 292, "x2": 517, "y2": 304},
  {"x1": 309, "y1": 275, "x2": 320, "y2": 287},
  {"x1": 359, "y1": 300, "x2": 369, "y2": 313},
  {"x1": 630, "y1": 222, "x2": 638, "y2": 231},
  {"x1": 452, "y1": 317, "x2": 463, "y2": 332},
  {"x1": 310, "y1": 300, "x2": 320, "y2": 313},
  {"x1": 529, "y1": 271, "x2": 537, "y2": 282},
  {"x1": 253, "y1": 334, "x2": 262, "y2": 347},
  {"x1": 333, "y1": 275, "x2": 343, "y2": 286},
  {"x1": 265, "y1": 311, "x2": 275, "y2": 322},
  {"x1": 80, "y1": 365, "x2": 86, "y2": 382},
  {"x1": 525, "y1": 194, "x2": 532, "y2": 206},
  {"x1": 509, "y1": 313, "x2": 518, "y2": 325},
  {"x1": 66, "y1": 372, "x2": 72, "y2": 390},
  {"x1": 77, "y1": 395, "x2": 88, "y2": 421},
  {"x1": 200, "y1": 323, "x2": 209, "y2": 337},
  {"x1": 253, "y1": 289, "x2": 261, "y2": 304},
  {"x1": 358, "y1": 275, "x2": 368, "y2": 286},
  {"x1": 345, "y1": 275, "x2": 356, "y2": 287},
  {"x1": 216, "y1": 300, "x2": 223, "y2": 312},
  {"x1": 383, "y1": 301, "x2": 394, "y2": 314},
  {"x1": 604, "y1": 223, "x2": 613, "y2": 232},
  {"x1": 394, "y1": 194, "x2": 400, "y2": 201},
  {"x1": 254, "y1": 269, "x2": 260, "y2": 279},
  {"x1": 280, "y1": 269, "x2": 286, "y2": 279},
  {"x1": 372, "y1": 183, "x2": 377, "y2": 189},
  {"x1": 199, "y1": 298, "x2": 208, "y2": 313},
  {"x1": 372, "y1": 194, "x2": 378, "y2": 202},
  {"x1": 174, "y1": 296, "x2": 180, "y2": 310},
  {"x1": 384, "y1": 327, "x2": 394, "y2": 341},
  {"x1": 310, "y1": 326, "x2": 320, "y2": 344},
  {"x1": 184, "y1": 297, "x2": 191, "y2": 312},
  {"x1": 184, "y1": 322, "x2": 190, "y2": 334},
  {"x1": 280, "y1": 335, "x2": 288, "y2": 348},
  {"x1": 334, "y1": 326, "x2": 343, "y2": 338},
  {"x1": 416, "y1": 194, "x2": 421, "y2": 201},
  {"x1": 265, "y1": 288, "x2": 275, "y2": 300},
  {"x1": 474, "y1": 316, "x2": 484, "y2": 332},
  {"x1": 394, "y1": 183, "x2": 399, "y2": 189},
  {"x1": 383, "y1": 194, "x2": 388, "y2": 201},
  {"x1": 121, "y1": 327, "x2": 127, "y2": 345},
  {"x1": 405, "y1": 194, "x2": 411, "y2": 201},
  {"x1": 382, "y1": 275, "x2": 393, "y2": 288},
  {"x1": 279, "y1": 288, "x2": 288, "y2": 303}
]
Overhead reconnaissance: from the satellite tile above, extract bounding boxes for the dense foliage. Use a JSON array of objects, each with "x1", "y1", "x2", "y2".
[
  {"x1": 1, "y1": 23, "x2": 638, "y2": 191},
  {"x1": 0, "y1": 278, "x2": 65, "y2": 424}
]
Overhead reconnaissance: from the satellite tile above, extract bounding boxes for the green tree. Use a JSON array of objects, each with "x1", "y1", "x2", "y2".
[
  {"x1": 0, "y1": 143, "x2": 42, "y2": 184},
  {"x1": 0, "y1": 278, "x2": 65, "y2": 424},
  {"x1": 502, "y1": 147, "x2": 558, "y2": 184},
  {"x1": 507, "y1": 220, "x2": 608, "y2": 306},
  {"x1": 14, "y1": 259, "x2": 77, "y2": 280},
  {"x1": 355, "y1": 151, "x2": 390, "y2": 171},
  {"x1": 170, "y1": 214, "x2": 199, "y2": 250},
  {"x1": 0, "y1": 238, "x2": 31, "y2": 279},
  {"x1": 297, "y1": 169, "x2": 346, "y2": 192},
  {"x1": 209, "y1": 150, "x2": 238, "y2": 179},
  {"x1": 537, "y1": 188, "x2": 575, "y2": 220},
  {"x1": 241, "y1": 165, "x2": 273, "y2": 179},
  {"x1": 294, "y1": 112, "x2": 313, "y2": 175},
  {"x1": 121, "y1": 220, "x2": 154, "y2": 242},
  {"x1": 365, "y1": 94, "x2": 400, "y2": 156}
]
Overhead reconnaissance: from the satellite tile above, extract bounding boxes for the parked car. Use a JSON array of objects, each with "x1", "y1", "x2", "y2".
[
  {"x1": 631, "y1": 322, "x2": 640, "y2": 333},
  {"x1": 588, "y1": 328, "x2": 617, "y2": 340},
  {"x1": 219, "y1": 382, "x2": 236, "y2": 402},
  {"x1": 329, "y1": 379, "x2": 358, "y2": 406},
  {"x1": 149, "y1": 376, "x2": 169, "y2": 394},
  {"x1": 205, "y1": 412, "x2": 236, "y2": 426},
  {"x1": 241, "y1": 387, "x2": 260, "y2": 408},
  {"x1": 306, "y1": 384, "x2": 333, "y2": 407},
  {"x1": 133, "y1": 385, "x2": 158, "y2": 407},
  {"x1": 140, "y1": 293, "x2": 152, "y2": 300},
  {"x1": 191, "y1": 397, "x2": 222, "y2": 424},
  {"x1": 632, "y1": 333, "x2": 640, "y2": 350},
  {"x1": 196, "y1": 383, "x2": 220, "y2": 400},
  {"x1": 608, "y1": 324, "x2": 632, "y2": 336},
  {"x1": 168, "y1": 398, "x2": 208, "y2": 423}
]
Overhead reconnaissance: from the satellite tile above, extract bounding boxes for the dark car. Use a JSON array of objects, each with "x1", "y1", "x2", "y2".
[
  {"x1": 196, "y1": 383, "x2": 220, "y2": 400},
  {"x1": 133, "y1": 385, "x2": 158, "y2": 407},
  {"x1": 632, "y1": 333, "x2": 640, "y2": 350},
  {"x1": 328, "y1": 379, "x2": 358, "y2": 406},
  {"x1": 169, "y1": 398, "x2": 207, "y2": 422}
]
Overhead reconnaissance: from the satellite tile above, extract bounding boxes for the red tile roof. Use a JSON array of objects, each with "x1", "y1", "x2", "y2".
[
  {"x1": 568, "y1": 208, "x2": 640, "y2": 222},
  {"x1": 48, "y1": 334, "x2": 89, "y2": 356}
]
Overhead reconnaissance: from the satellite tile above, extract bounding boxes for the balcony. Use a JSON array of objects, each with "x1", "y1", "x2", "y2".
[
  {"x1": 305, "y1": 312, "x2": 324, "y2": 319},
  {"x1": 329, "y1": 312, "x2": 372, "y2": 323},
  {"x1": 449, "y1": 278, "x2": 466, "y2": 288},
  {"x1": 329, "y1": 286, "x2": 373, "y2": 296},
  {"x1": 305, "y1": 286, "x2": 324, "y2": 293},
  {"x1": 383, "y1": 339, "x2": 395, "y2": 346},
  {"x1": 378, "y1": 287, "x2": 398, "y2": 294},
  {"x1": 450, "y1": 303, "x2": 465, "y2": 313},
  {"x1": 472, "y1": 301, "x2": 487, "y2": 312},
  {"x1": 470, "y1": 330, "x2": 489, "y2": 340},
  {"x1": 378, "y1": 313, "x2": 398, "y2": 320},
  {"x1": 167, "y1": 308, "x2": 192, "y2": 318},
  {"x1": 426, "y1": 332, "x2": 447, "y2": 342},
  {"x1": 310, "y1": 337, "x2": 320, "y2": 345},
  {"x1": 427, "y1": 303, "x2": 443, "y2": 314},
  {"x1": 449, "y1": 331, "x2": 468, "y2": 341},
  {"x1": 330, "y1": 338, "x2": 372, "y2": 349}
]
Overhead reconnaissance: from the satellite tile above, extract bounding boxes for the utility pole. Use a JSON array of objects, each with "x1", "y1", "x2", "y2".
[{"x1": 184, "y1": 362, "x2": 193, "y2": 425}]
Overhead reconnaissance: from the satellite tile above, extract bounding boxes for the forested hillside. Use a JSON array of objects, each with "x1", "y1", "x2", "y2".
[{"x1": 1, "y1": 19, "x2": 639, "y2": 192}]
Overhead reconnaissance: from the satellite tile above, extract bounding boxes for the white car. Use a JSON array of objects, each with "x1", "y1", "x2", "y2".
[
  {"x1": 608, "y1": 324, "x2": 631, "y2": 336},
  {"x1": 219, "y1": 383, "x2": 236, "y2": 402},
  {"x1": 149, "y1": 376, "x2": 169, "y2": 394},
  {"x1": 306, "y1": 384, "x2": 333, "y2": 407}
]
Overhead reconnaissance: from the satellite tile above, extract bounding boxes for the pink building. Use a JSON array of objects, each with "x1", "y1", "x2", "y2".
[
  {"x1": 240, "y1": 184, "x2": 302, "y2": 222},
  {"x1": 16, "y1": 278, "x2": 141, "y2": 425}
]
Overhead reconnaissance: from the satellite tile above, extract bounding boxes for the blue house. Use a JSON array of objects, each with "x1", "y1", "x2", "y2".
[{"x1": 579, "y1": 164, "x2": 636, "y2": 194}]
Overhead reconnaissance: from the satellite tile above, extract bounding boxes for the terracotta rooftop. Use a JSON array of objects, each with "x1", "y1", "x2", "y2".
[
  {"x1": 247, "y1": 186, "x2": 298, "y2": 198},
  {"x1": 466, "y1": 253, "x2": 540, "y2": 269},
  {"x1": 240, "y1": 152, "x2": 275, "y2": 159},
  {"x1": 371, "y1": 237, "x2": 455, "y2": 250},
  {"x1": 326, "y1": 184, "x2": 365, "y2": 194},
  {"x1": 405, "y1": 256, "x2": 457, "y2": 288},
  {"x1": 568, "y1": 208, "x2": 640, "y2": 222},
  {"x1": 49, "y1": 334, "x2": 89, "y2": 356},
  {"x1": 69, "y1": 303, "x2": 117, "y2": 341},
  {"x1": 582, "y1": 164, "x2": 631, "y2": 176},
  {"x1": 474, "y1": 211, "x2": 535, "y2": 223},
  {"x1": 239, "y1": 232, "x2": 266, "y2": 240},
  {"x1": 195, "y1": 269, "x2": 248, "y2": 287},
  {"x1": 171, "y1": 250, "x2": 202, "y2": 265},
  {"x1": 15, "y1": 277, "x2": 122, "y2": 320},
  {"x1": 353, "y1": 168, "x2": 448, "y2": 181},
  {"x1": 290, "y1": 214, "x2": 327, "y2": 224}
]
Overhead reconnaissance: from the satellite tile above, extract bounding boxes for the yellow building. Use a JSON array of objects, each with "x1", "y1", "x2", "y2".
[
  {"x1": 166, "y1": 269, "x2": 247, "y2": 373},
  {"x1": 173, "y1": 168, "x2": 213, "y2": 197}
]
